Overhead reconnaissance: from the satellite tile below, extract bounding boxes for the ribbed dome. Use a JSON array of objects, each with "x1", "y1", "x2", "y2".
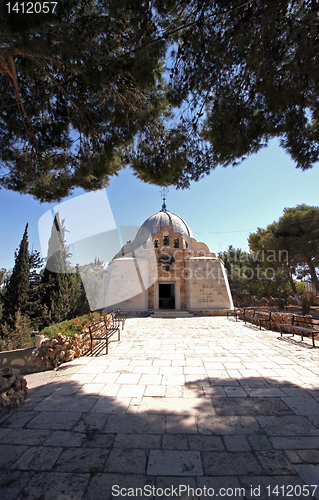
[{"x1": 136, "y1": 208, "x2": 193, "y2": 238}]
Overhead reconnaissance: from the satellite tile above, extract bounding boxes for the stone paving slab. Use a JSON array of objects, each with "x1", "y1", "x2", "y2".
[
  {"x1": 1, "y1": 316, "x2": 319, "y2": 499},
  {"x1": 147, "y1": 450, "x2": 203, "y2": 476}
]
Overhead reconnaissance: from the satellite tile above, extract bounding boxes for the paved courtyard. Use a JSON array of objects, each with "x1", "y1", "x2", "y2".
[{"x1": 1, "y1": 316, "x2": 319, "y2": 499}]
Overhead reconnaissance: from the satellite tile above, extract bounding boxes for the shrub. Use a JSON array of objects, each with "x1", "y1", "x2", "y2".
[
  {"x1": 40, "y1": 312, "x2": 101, "y2": 338},
  {"x1": 0, "y1": 311, "x2": 33, "y2": 351}
]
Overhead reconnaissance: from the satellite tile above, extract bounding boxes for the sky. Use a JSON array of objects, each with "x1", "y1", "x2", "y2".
[{"x1": 1, "y1": 137, "x2": 319, "y2": 271}]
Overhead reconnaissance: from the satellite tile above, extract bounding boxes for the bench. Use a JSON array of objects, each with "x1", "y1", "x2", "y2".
[
  {"x1": 88, "y1": 314, "x2": 120, "y2": 355},
  {"x1": 114, "y1": 308, "x2": 126, "y2": 330},
  {"x1": 244, "y1": 309, "x2": 272, "y2": 330},
  {"x1": 280, "y1": 315, "x2": 319, "y2": 347},
  {"x1": 227, "y1": 309, "x2": 242, "y2": 321}
]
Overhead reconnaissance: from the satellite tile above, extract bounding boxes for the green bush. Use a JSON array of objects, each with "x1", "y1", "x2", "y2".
[
  {"x1": 0, "y1": 311, "x2": 34, "y2": 351},
  {"x1": 40, "y1": 312, "x2": 101, "y2": 338}
]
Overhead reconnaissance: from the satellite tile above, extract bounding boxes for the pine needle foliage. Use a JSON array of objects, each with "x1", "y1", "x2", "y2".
[{"x1": 1, "y1": 1, "x2": 319, "y2": 200}]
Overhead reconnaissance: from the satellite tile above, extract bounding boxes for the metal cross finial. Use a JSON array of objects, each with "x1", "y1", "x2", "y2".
[{"x1": 160, "y1": 187, "x2": 169, "y2": 212}]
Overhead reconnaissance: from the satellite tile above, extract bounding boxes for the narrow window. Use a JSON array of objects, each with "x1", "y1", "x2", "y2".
[
  {"x1": 163, "y1": 235, "x2": 169, "y2": 247},
  {"x1": 153, "y1": 239, "x2": 159, "y2": 248},
  {"x1": 174, "y1": 238, "x2": 179, "y2": 248}
]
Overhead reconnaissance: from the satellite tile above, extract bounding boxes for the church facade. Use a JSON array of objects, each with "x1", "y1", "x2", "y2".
[{"x1": 98, "y1": 204, "x2": 234, "y2": 313}]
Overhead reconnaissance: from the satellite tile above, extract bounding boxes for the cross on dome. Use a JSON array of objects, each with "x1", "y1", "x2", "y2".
[{"x1": 160, "y1": 187, "x2": 169, "y2": 212}]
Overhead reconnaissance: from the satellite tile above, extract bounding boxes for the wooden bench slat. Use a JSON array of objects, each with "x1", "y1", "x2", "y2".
[
  {"x1": 280, "y1": 315, "x2": 318, "y2": 347},
  {"x1": 88, "y1": 313, "x2": 121, "y2": 355},
  {"x1": 243, "y1": 310, "x2": 272, "y2": 330}
]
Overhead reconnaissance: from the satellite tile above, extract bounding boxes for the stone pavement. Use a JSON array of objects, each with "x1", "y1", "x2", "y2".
[{"x1": 1, "y1": 316, "x2": 319, "y2": 500}]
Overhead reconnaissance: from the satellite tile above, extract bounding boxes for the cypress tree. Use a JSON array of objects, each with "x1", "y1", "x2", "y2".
[
  {"x1": 28, "y1": 249, "x2": 45, "y2": 331},
  {"x1": 2, "y1": 224, "x2": 30, "y2": 325}
]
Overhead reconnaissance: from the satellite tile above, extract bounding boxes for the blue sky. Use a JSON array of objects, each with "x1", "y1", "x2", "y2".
[{"x1": 1, "y1": 137, "x2": 319, "y2": 270}]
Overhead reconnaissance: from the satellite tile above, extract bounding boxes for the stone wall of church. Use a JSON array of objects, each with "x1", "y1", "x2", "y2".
[
  {"x1": 148, "y1": 283, "x2": 155, "y2": 310},
  {"x1": 186, "y1": 258, "x2": 234, "y2": 310},
  {"x1": 149, "y1": 228, "x2": 226, "y2": 310},
  {"x1": 150, "y1": 227, "x2": 192, "y2": 310},
  {"x1": 98, "y1": 223, "x2": 233, "y2": 312}
]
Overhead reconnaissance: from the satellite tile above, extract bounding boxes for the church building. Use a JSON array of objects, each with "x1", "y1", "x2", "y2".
[{"x1": 97, "y1": 202, "x2": 234, "y2": 314}]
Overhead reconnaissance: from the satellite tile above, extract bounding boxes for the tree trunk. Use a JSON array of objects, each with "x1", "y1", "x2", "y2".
[
  {"x1": 285, "y1": 262, "x2": 303, "y2": 305},
  {"x1": 306, "y1": 259, "x2": 319, "y2": 294}
]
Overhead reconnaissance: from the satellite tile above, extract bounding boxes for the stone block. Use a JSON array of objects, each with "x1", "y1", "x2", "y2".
[
  {"x1": 1, "y1": 428, "x2": 51, "y2": 446},
  {"x1": 213, "y1": 397, "x2": 258, "y2": 416},
  {"x1": 0, "y1": 471, "x2": 33, "y2": 500},
  {"x1": 162, "y1": 434, "x2": 188, "y2": 450},
  {"x1": 202, "y1": 451, "x2": 262, "y2": 476},
  {"x1": 27, "y1": 410, "x2": 82, "y2": 430},
  {"x1": 54, "y1": 447, "x2": 109, "y2": 473},
  {"x1": 252, "y1": 397, "x2": 292, "y2": 415},
  {"x1": 43, "y1": 430, "x2": 86, "y2": 448},
  {"x1": 247, "y1": 435, "x2": 273, "y2": 450},
  {"x1": 18, "y1": 472, "x2": 89, "y2": 500},
  {"x1": 240, "y1": 475, "x2": 309, "y2": 500},
  {"x1": 113, "y1": 433, "x2": 161, "y2": 449},
  {"x1": 271, "y1": 436, "x2": 319, "y2": 450},
  {"x1": 224, "y1": 386, "x2": 248, "y2": 397},
  {"x1": 103, "y1": 414, "x2": 165, "y2": 434},
  {"x1": 294, "y1": 465, "x2": 319, "y2": 499},
  {"x1": 14, "y1": 445, "x2": 63, "y2": 471},
  {"x1": 257, "y1": 416, "x2": 319, "y2": 436},
  {"x1": 297, "y1": 449, "x2": 319, "y2": 463},
  {"x1": 256, "y1": 450, "x2": 295, "y2": 475},
  {"x1": 144, "y1": 385, "x2": 166, "y2": 397},
  {"x1": 281, "y1": 396, "x2": 319, "y2": 416},
  {"x1": 197, "y1": 415, "x2": 260, "y2": 435},
  {"x1": 90, "y1": 397, "x2": 131, "y2": 414},
  {"x1": 224, "y1": 435, "x2": 251, "y2": 451},
  {"x1": 187, "y1": 435, "x2": 224, "y2": 451},
  {"x1": 0, "y1": 444, "x2": 28, "y2": 470},
  {"x1": 147, "y1": 450, "x2": 203, "y2": 476},
  {"x1": 166, "y1": 415, "x2": 198, "y2": 434},
  {"x1": 84, "y1": 474, "x2": 154, "y2": 500},
  {"x1": 105, "y1": 449, "x2": 147, "y2": 474}
]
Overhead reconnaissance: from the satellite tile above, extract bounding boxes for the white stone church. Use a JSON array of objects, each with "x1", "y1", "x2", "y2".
[{"x1": 97, "y1": 203, "x2": 234, "y2": 314}]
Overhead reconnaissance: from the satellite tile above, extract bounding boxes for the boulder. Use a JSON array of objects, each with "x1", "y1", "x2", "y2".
[{"x1": 0, "y1": 367, "x2": 28, "y2": 411}]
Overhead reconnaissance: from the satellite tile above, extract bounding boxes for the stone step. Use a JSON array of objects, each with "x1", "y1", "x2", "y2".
[{"x1": 150, "y1": 310, "x2": 194, "y2": 318}]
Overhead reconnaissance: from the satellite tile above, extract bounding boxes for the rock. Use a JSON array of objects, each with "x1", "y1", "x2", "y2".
[
  {"x1": 0, "y1": 367, "x2": 16, "y2": 393},
  {"x1": 33, "y1": 316, "x2": 106, "y2": 369},
  {"x1": 63, "y1": 349, "x2": 75, "y2": 362},
  {"x1": 53, "y1": 333, "x2": 64, "y2": 341},
  {"x1": 0, "y1": 371, "x2": 28, "y2": 411}
]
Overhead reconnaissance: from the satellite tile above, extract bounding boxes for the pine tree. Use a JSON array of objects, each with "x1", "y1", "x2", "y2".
[
  {"x1": 0, "y1": 0, "x2": 170, "y2": 201},
  {"x1": 1, "y1": 1, "x2": 319, "y2": 200},
  {"x1": 2, "y1": 224, "x2": 30, "y2": 325},
  {"x1": 248, "y1": 205, "x2": 319, "y2": 303}
]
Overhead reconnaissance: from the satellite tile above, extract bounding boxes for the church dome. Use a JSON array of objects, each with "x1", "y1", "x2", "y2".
[{"x1": 136, "y1": 206, "x2": 193, "y2": 238}]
